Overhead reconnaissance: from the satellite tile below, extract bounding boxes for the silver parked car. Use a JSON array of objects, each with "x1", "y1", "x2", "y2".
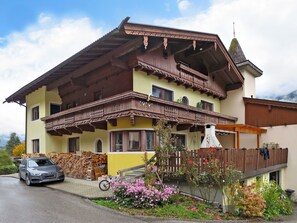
[{"x1": 19, "y1": 157, "x2": 65, "y2": 186}]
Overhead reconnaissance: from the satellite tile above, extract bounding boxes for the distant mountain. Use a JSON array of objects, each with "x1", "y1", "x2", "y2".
[
  {"x1": 0, "y1": 134, "x2": 25, "y2": 149},
  {"x1": 272, "y1": 90, "x2": 297, "y2": 103}
]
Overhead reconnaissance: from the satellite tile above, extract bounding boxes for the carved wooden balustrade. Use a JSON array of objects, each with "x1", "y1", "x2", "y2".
[
  {"x1": 42, "y1": 91, "x2": 237, "y2": 136},
  {"x1": 161, "y1": 148, "x2": 288, "y2": 179}
]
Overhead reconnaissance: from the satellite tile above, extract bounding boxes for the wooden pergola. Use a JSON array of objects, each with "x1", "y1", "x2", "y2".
[{"x1": 216, "y1": 124, "x2": 267, "y2": 148}]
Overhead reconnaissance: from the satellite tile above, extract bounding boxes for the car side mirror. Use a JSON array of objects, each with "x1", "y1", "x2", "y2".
[{"x1": 19, "y1": 164, "x2": 25, "y2": 168}]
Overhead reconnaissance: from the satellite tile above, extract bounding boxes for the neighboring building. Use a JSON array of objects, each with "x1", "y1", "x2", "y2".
[
  {"x1": 5, "y1": 18, "x2": 287, "y2": 186},
  {"x1": 244, "y1": 97, "x2": 297, "y2": 200}
]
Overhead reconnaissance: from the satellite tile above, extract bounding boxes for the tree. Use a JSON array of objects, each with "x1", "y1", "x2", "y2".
[
  {"x1": 13, "y1": 142, "x2": 25, "y2": 157},
  {"x1": 153, "y1": 119, "x2": 177, "y2": 182},
  {"x1": 5, "y1": 133, "x2": 21, "y2": 156}
]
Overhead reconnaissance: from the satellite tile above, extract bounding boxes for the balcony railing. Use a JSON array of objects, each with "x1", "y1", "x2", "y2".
[
  {"x1": 161, "y1": 148, "x2": 288, "y2": 179},
  {"x1": 42, "y1": 91, "x2": 237, "y2": 135}
]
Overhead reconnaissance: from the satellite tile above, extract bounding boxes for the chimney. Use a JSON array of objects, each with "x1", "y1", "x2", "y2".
[{"x1": 200, "y1": 123, "x2": 222, "y2": 148}]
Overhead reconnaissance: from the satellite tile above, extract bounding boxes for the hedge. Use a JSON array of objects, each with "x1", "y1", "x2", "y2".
[{"x1": 0, "y1": 165, "x2": 18, "y2": 175}]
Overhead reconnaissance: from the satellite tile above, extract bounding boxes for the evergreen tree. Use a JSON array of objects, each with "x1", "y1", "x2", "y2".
[{"x1": 5, "y1": 133, "x2": 21, "y2": 156}]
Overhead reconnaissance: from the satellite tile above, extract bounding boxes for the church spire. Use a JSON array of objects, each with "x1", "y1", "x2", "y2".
[{"x1": 228, "y1": 31, "x2": 246, "y2": 64}]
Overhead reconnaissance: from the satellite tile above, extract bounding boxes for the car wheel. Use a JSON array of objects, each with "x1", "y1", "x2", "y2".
[{"x1": 25, "y1": 175, "x2": 31, "y2": 186}]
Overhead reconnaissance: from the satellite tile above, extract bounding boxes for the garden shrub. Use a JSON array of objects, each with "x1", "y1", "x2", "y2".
[
  {"x1": 261, "y1": 181, "x2": 293, "y2": 220},
  {"x1": 233, "y1": 182, "x2": 266, "y2": 218},
  {"x1": 111, "y1": 178, "x2": 176, "y2": 208},
  {"x1": 0, "y1": 151, "x2": 13, "y2": 166},
  {"x1": 0, "y1": 165, "x2": 18, "y2": 175}
]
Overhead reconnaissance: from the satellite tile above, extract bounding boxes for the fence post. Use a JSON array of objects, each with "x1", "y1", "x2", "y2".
[{"x1": 242, "y1": 148, "x2": 247, "y2": 173}]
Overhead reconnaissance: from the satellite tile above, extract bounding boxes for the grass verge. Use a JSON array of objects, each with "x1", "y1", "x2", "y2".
[{"x1": 93, "y1": 194, "x2": 240, "y2": 221}]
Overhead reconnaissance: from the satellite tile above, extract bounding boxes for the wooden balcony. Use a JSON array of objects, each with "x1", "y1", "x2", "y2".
[
  {"x1": 42, "y1": 91, "x2": 237, "y2": 136},
  {"x1": 163, "y1": 148, "x2": 288, "y2": 179}
]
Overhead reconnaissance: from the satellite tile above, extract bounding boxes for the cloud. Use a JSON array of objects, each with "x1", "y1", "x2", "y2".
[
  {"x1": 0, "y1": 15, "x2": 103, "y2": 134},
  {"x1": 177, "y1": 0, "x2": 190, "y2": 12},
  {"x1": 156, "y1": 0, "x2": 297, "y2": 97}
]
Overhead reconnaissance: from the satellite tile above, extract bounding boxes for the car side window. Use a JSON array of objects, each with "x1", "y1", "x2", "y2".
[{"x1": 21, "y1": 159, "x2": 27, "y2": 165}]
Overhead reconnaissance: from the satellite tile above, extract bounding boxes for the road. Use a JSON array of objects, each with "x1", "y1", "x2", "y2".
[
  {"x1": 1, "y1": 176, "x2": 296, "y2": 223},
  {"x1": 0, "y1": 177, "x2": 153, "y2": 223}
]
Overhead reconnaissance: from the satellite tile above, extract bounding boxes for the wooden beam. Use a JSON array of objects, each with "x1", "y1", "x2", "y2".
[
  {"x1": 185, "y1": 44, "x2": 213, "y2": 57},
  {"x1": 55, "y1": 128, "x2": 72, "y2": 135},
  {"x1": 176, "y1": 124, "x2": 192, "y2": 131},
  {"x1": 47, "y1": 130, "x2": 62, "y2": 136},
  {"x1": 208, "y1": 62, "x2": 228, "y2": 74},
  {"x1": 66, "y1": 126, "x2": 83, "y2": 134},
  {"x1": 225, "y1": 82, "x2": 243, "y2": 91},
  {"x1": 108, "y1": 119, "x2": 117, "y2": 127},
  {"x1": 236, "y1": 131, "x2": 240, "y2": 149},
  {"x1": 92, "y1": 121, "x2": 107, "y2": 130},
  {"x1": 48, "y1": 37, "x2": 143, "y2": 90},
  {"x1": 110, "y1": 58, "x2": 129, "y2": 70},
  {"x1": 77, "y1": 124, "x2": 95, "y2": 132}
]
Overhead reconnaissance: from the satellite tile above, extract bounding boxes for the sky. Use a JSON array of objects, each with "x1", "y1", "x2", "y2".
[{"x1": 1, "y1": 0, "x2": 297, "y2": 135}]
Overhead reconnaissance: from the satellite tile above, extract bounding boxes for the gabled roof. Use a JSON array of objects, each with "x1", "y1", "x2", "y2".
[{"x1": 5, "y1": 17, "x2": 244, "y2": 104}]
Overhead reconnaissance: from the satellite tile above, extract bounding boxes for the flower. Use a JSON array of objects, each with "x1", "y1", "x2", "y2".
[{"x1": 188, "y1": 159, "x2": 194, "y2": 165}]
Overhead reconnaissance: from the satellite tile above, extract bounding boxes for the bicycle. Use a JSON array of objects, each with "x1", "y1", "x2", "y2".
[{"x1": 98, "y1": 175, "x2": 119, "y2": 191}]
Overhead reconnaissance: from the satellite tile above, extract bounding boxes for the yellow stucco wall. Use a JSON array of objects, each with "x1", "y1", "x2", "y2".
[
  {"x1": 133, "y1": 70, "x2": 221, "y2": 113},
  {"x1": 26, "y1": 87, "x2": 47, "y2": 153},
  {"x1": 26, "y1": 87, "x2": 63, "y2": 154},
  {"x1": 108, "y1": 153, "x2": 154, "y2": 175},
  {"x1": 60, "y1": 129, "x2": 109, "y2": 153},
  {"x1": 107, "y1": 117, "x2": 153, "y2": 130}
]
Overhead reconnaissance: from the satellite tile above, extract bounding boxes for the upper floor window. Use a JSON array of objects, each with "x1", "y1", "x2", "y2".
[
  {"x1": 32, "y1": 106, "x2": 39, "y2": 121},
  {"x1": 50, "y1": 104, "x2": 61, "y2": 115},
  {"x1": 68, "y1": 137, "x2": 79, "y2": 153},
  {"x1": 32, "y1": 139, "x2": 40, "y2": 153},
  {"x1": 201, "y1": 100, "x2": 213, "y2": 111},
  {"x1": 152, "y1": 86, "x2": 173, "y2": 101}
]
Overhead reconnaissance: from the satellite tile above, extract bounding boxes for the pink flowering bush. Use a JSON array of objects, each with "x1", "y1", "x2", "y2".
[{"x1": 111, "y1": 178, "x2": 177, "y2": 208}]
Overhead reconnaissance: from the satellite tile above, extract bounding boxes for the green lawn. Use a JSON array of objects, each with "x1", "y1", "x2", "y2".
[{"x1": 93, "y1": 194, "x2": 240, "y2": 221}]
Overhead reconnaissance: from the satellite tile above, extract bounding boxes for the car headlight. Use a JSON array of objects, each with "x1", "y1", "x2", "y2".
[{"x1": 58, "y1": 169, "x2": 64, "y2": 173}]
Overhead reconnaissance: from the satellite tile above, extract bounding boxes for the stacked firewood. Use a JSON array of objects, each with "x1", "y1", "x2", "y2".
[
  {"x1": 22, "y1": 152, "x2": 108, "y2": 181},
  {"x1": 22, "y1": 153, "x2": 46, "y2": 159},
  {"x1": 47, "y1": 152, "x2": 107, "y2": 181}
]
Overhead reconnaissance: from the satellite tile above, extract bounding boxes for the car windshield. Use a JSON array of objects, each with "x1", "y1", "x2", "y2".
[{"x1": 28, "y1": 159, "x2": 54, "y2": 168}]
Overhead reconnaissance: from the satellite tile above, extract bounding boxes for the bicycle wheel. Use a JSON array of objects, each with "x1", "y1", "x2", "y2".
[{"x1": 99, "y1": 180, "x2": 110, "y2": 191}]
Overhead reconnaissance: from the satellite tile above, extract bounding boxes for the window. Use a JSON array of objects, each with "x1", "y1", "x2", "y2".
[
  {"x1": 96, "y1": 139, "x2": 103, "y2": 153},
  {"x1": 32, "y1": 106, "x2": 39, "y2": 121},
  {"x1": 146, "y1": 131, "x2": 155, "y2": 150},
  {"x1": 201, "y1": 100, "x2": 213, "y2": 111},
  {"x1": 181, "y1": 96, "x2": 189, "y2": 105},
  {"x1": 152, "y1": 86, "x2": 173, "y2": 101},
  {"x1": 50, "y1": 104, "x2": 61, "y2": 115},
  {"x1": 111, "y1": 130, "x2": 155, "y2": 152},
  {"x1": 32, "y1": 139, "x2": 40, "y2": 153},
  {"x1": 128, "y1": 132, "x2": 140, "y2": 150},
  {"x1": 172, "y1": 134, "x2": 186, "y2": 150},
  {"x1": 114, "y1": 132, "x2": 123, "y2": 152},
  {"x1": 68, "y1": 137, "x2": 79, "y2": 153}
]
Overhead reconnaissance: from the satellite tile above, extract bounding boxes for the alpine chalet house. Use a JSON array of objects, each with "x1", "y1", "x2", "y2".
[{"x1": 5, "y1": 18, "x2": 287, "y2": 178}]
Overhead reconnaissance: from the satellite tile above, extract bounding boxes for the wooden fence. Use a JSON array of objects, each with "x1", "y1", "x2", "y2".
[{"x1": 161, "y1": 148, "x2": 288, "y2": 178}]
